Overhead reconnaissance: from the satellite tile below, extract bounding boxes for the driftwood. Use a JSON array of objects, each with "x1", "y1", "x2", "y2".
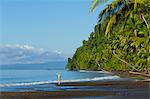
[
  {"x1": 139, "y1": 79, "x2": 150, "y2": 82},
  {"x1": 129, "y1": 71, "x2": 150, "y2": 77}
]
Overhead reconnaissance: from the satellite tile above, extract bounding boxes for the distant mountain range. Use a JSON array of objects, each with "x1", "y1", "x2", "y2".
[{"x1": 0, "y1": 45, "x2": 66, "y2": 65}]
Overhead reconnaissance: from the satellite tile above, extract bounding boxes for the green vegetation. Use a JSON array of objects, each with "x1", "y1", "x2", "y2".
[{"x1": 67, "y1": 0, "x2": 150, "y2": 73}]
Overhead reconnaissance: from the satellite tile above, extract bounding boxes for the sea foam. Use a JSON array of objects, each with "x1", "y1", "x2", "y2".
[{"x1": 0, "y1": 75, "x2": 120, "y2": 87}]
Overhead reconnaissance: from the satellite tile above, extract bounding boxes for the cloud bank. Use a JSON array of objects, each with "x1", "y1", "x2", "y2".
[{"x1": 0, "y1": 45, "x2": 66, "y2": 65}]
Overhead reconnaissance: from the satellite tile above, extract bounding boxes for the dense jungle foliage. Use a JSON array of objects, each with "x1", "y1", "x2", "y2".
[{"x1": 67, "y1": 0, "x2": 150, "y2": 73}]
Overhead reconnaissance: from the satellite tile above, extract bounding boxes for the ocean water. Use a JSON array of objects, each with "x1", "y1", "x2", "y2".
[{"x1": 0, "y1": 61, "x2": 122, "y2": 92}]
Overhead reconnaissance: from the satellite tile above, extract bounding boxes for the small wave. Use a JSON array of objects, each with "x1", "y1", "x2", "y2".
[
  {"x1": 61, "y1": 76, "x2": 120, "y2": 82},
  {"x1": 0, "y1": 76, "x2": 120, "y2": 87},
  {"x1": 79, "y1": 70, "x2": 111, "y2": 74},
  {"x1": 0, "y1": 81, "x2": 54, "y2": 87}
]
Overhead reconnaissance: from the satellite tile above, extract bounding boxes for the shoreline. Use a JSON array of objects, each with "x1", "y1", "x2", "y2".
[
  {"x1": 79, "y1": 70, "x2": 150, "y2": 81},
  {"x1": 0, "y1": 80, "x2": 149, "y2": 99},
  {"x1": 111, "y1": 71, "x2": 150, "y2": 81},
  {"x1": 0, "y1": 71, "x2": 149, "y2": 99}
]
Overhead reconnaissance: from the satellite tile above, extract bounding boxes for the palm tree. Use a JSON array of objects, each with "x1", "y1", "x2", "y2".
[{"x1": 90, "y1": 0, "x2": 148, "y2": 37}]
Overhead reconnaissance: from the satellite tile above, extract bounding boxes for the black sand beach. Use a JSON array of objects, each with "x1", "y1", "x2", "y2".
[{"x1": 0, "y1": 80, "x2": 149, "y2": 99}]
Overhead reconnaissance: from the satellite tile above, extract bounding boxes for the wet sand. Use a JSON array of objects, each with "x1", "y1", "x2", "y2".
[
  {"x1": 0, "y1": 91, "x2": 114, "y2": 99},
  {"x1": 0, "y1": 81, "x2": 149, "y2": 99}
]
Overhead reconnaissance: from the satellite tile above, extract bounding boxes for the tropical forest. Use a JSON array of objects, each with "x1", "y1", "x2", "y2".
[{"x1": 67, "y1": 0, "x2": 150, "y2": 75}]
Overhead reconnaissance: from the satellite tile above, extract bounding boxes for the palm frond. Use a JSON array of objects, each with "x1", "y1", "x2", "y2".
[
  {"x1": 90, "y1": 0, "x2": 109, "y2": 12},
  {"x1": 105, "y1": 14, "x2": 116, "y2": 36}
]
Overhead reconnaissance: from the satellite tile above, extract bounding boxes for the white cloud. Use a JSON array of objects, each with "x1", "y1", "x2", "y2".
[
  {"x1": 0, "y1": 44, "x2": 66, "y2": 65},
  {"x1": 54, "y1": 50, "x2": 62, "y2": 55}
]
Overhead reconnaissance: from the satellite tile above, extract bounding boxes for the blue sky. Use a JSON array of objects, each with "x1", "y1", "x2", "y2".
[{"x1": 1, "y1": 0, "x2": 106, "y2": 56}]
